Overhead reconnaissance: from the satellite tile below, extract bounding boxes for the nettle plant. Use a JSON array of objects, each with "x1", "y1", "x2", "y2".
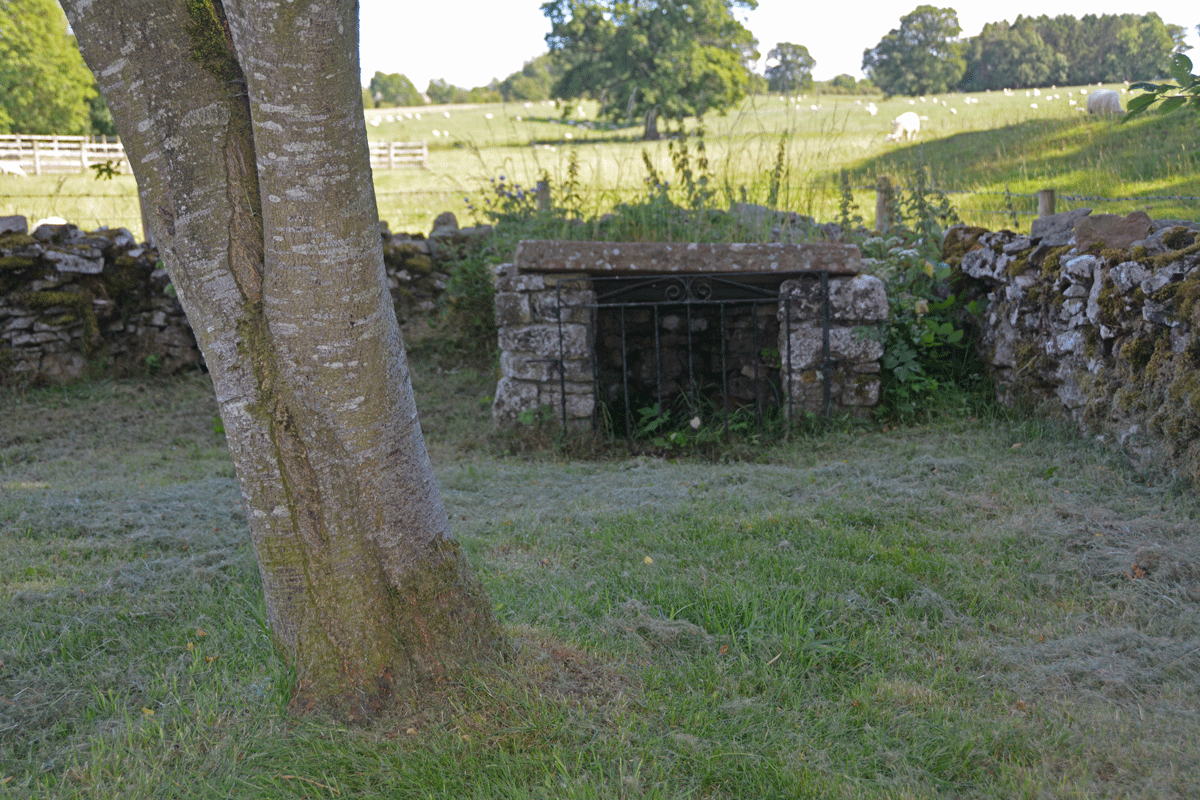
[{"x1": 855, "y1": 170, "x2": 990, "y2": 420}]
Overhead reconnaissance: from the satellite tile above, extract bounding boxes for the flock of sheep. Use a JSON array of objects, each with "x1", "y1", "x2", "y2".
[
  {"x1": 0, "y1": 90, "x2": 1133, "y2": 180},
  {"x1": 884, "y1": 88, "x2": 1122, "y2": 144}
]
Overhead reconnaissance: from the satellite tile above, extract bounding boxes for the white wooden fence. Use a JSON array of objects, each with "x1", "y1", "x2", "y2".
[
  {"x1": 367, "y1": 140, "x2": 428, "y2": 169},
  {"x1": 0, "y1": 134, "x2": 127, "y2": 175},
  {"x1": 0, "y1": 134, "x2": 427, "y2": 175}
]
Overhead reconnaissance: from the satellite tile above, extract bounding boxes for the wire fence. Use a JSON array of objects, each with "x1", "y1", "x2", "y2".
[{"x1": 853, "y1": 180, "x2": 1200, "y2": 231}]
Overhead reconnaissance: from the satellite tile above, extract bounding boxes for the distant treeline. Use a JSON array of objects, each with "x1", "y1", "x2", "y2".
[
  {"x1": 364, "y1": 54, "x2": 564, "y2": 108},
  {"x1": 959, "y1": 13, "x2": 1189, "y2": 91},
  {"x1": 365, "y1": 10, "x2": 1192, "y2": 110}
]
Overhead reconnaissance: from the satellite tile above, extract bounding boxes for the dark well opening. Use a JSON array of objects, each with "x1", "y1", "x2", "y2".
[{"x1": 570, "y1": 273, "x2": 815, "y2": 437}]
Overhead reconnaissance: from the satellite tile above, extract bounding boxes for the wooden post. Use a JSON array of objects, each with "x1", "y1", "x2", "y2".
[
  {"x1": 537, "y1": 180, "x2": 550, "y2": 212},
  {"x1": 874, "y1": 175, "x2": 893, "y2": 233},
  {"x1": 32, "y1": 139, "x2": 41, "y2": 175},
  {"x1": 1038, "y1": 189, "x2": 1056, "y2": 218},
  {"x1": 387, "y1": 141, "x2": 396, "y2": 170}
]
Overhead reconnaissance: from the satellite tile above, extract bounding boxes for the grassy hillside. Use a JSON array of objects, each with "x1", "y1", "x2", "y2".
[{"x1": 2, "y1": 85, "x2": 1197, "y2": 237}]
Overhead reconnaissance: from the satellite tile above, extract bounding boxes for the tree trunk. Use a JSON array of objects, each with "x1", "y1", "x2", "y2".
[
  {"x1": 61, "y1": 0, "x2": 503, "y2": 719},
  {"x1": 642, "y1": 105, "x2": 661, "y2": 140}
]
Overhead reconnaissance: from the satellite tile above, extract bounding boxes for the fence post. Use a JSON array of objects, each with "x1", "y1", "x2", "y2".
[
  {"x1": 1038, "y1": 189, "x2": 1056, "y2": 218},
  {"x1": 537, "y1": 180, "x2": 550, "y2": 212},
  {"x1": 388, "y1": 141, "x2": 396, "y2": 170},
  {"x1": 32, "y1": 140, "x2": 41, "y2": 176},
  {"x1": 874, "y1": 175, "x2": 893, "y2": 233}
]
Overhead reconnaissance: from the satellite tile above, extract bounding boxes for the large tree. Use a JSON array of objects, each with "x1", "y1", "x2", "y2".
[
  {"x1": 765, "y1": 42, "x2": 815, "y2": 94},
  {"x1": 862, "y1": 5, "x2": 965, "y2": 97},
  {"x1": 961, "y1": 17, "x2": 1068, "y2": 91},
  {"x1": 368, "y1": 71, "x2": 424, "y2": 107},
  {"x1": 0, "y1": 0, "x2": 97, "y2": 134},
  {"x1": 542, "y1": 0, "x2": 760, "y2": 140},
  {"x1": 59, "y1": 0, "x2": 504, "y2": 719}
]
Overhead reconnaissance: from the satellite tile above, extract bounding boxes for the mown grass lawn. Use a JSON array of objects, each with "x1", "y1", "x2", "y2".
[{"x1": 3, "y1": 358, "x2": 1198, "y2": 798}]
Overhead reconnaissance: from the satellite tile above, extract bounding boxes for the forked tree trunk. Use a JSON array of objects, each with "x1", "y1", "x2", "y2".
[{"x1": 61, "y1": 0, "x2": 503, "y2": 719}]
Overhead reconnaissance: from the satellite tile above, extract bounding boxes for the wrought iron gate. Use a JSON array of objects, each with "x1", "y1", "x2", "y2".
[{"x1": 548, "y1": 271, "x2": 837, "y2": 439}]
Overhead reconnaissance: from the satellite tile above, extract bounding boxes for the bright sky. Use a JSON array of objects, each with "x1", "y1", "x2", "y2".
[{"x1": 358, "y1": 1, "x2": 1199, "y2": 90}]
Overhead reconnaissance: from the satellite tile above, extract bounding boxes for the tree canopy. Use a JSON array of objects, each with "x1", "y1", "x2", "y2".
[
  {"x1": 0, "y1": 0, "x2": 97, "y2": 134},
  {"x1": 871, "y1": 8, "x2": 1190, "y2": 95},
  {"x1": 862, "y1": 5, "x2": 966, "y2": 97},
  {"x1": 497, "y1": 53, "x2": 565, "y2": 102},
  {"x1": 765, "y1": 42, "x2": 815, "y2": 94},
  {"x1": 541, "y1": 0, "x2": 759, "y2": 139},
  {"x1": 368, "y1": 71, "x2": 423, "y2": 107}
]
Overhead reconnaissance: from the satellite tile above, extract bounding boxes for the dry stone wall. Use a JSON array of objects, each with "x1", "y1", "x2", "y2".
[
  {"x1": 0, "y1": 212, "x2": 486, "y2": 384},
  {"x1": 946, "y1": 210, "x2": 1200, "y2": 482}
]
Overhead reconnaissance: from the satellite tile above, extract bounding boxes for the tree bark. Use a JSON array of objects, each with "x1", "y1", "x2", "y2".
[
  {"x1": 642, "y1": 104, "x2": 661, "y2": 141},
  {"x1": 61, "y1": 0, "x2": 503, "y2": 719}
]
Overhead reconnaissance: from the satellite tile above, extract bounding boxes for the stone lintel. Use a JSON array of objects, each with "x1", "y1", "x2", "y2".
[{"x1": 512, "y1": 240, "x2": 860, "y2": 276}]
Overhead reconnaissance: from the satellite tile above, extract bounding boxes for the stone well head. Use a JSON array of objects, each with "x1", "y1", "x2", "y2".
[{"x1": 492, "y1": 240, "x2": 888, "y2": 434}]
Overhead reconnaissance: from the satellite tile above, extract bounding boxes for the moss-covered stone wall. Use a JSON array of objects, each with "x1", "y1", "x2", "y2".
[
  {"x1": 0, "y1": 212, "x2": 487, "y2": 384},
  {"x1": 945, "y1": 211, "x2": 1200, "y2": 484}
]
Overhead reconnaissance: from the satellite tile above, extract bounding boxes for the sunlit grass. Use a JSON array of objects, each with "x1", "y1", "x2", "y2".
[{"x1": 3, "y1": 84, "x2": 1195, "y2": 238}]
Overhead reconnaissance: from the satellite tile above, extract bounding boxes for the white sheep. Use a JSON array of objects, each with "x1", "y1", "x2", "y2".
[
  {"x1": 886, "y1": 111, "x2": 920, "y2": 142},
  {"x1": 0, "y1": 161, "x2": 27, "y2": 177},
  {"x1": 1086, "y1": 89, "x2": 1122, "y2": 115}
]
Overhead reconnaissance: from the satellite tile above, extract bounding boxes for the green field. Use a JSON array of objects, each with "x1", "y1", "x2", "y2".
[{"x1": 3, "y1": 84, "x2": 1198, "y2": 239}]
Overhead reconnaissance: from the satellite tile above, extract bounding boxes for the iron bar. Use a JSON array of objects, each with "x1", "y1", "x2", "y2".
[
  {"x1": 720, "y1": 303, "x2": 729, "y2": 437},
  {"x1": 621, "y1": 305, "x2": 631, "y2": 446},
  {"x1": 653, "y1": 305, "x2": 663, "y2": 417},
  {"x1": 752, "y1": 301, "x2": 762, "y2": 436},
  {"x1": 556, "y1": 280, "x2": 567, "y2": 429},
  {"x1": 785, "y1": 295, "x2": 793, "y2": 432},
  {"x1": 821, "y1": 270, "x2": 831, "y2": 420}
]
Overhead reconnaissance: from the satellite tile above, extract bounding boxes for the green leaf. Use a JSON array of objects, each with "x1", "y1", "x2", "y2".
[
  {"x1": 1158, "y1": 96, "x2": 1188, "y2": 115},
  {"x1": 1169, "y1": 53, "x2": 1194, "y2": 85},
  {"x1": 946, "y1": 329, "x2": 964, "y2": 344},
  {"x1": 1126, "y1": 93, "x2": 1160, "y2": 112}
]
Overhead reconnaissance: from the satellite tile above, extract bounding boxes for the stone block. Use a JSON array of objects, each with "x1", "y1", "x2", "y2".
[
  {"x1": 500, "y1": 350, "x2": 592, "y2": 382},
  {"x1": 1061, "y1": 254, "x2": 1101, "y2": 283},
  {"x1": 493, "y1": 272, "x2": 545, "y2": 293},
  {"x1": 498, "y1": 323, "x2": 589, "y2": 359},
  {"x1": 491, "y1": 377, "x2": 539, "y2": 426},
  {"x1": 781, "y1": 324, "x2": 883, "y2": 370},
  {"x1": 530, "y1": 289, "x2": 594, "y2": 324},
  {"x1": 1030, "y1": 208, "x2": 1092, "y2": 246},
  {"x1": 1110, "y1": 261, "x2": 1149, "y2": 293},
  {"x1": 513, "y1": 239, "x2": 862, "y2": 275},
  {"x1": 0, "y1": 215, "x2": 27, "y2": 235},
  {"x1": 1074, "y1": 210, "x2": 1153, "y2": 252},
  {"x1": 494, "y1": 292, "x2": 531, "y2": 327},
  {"x1": 44, "y1": 248, "x2": 104, "y2": 274},
  {"x1": 538, "y1": 383, "x2": 596, "y2": 420},
  {"x1": 779, "y1": 274, "x2": 888, "y2": 323}
]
